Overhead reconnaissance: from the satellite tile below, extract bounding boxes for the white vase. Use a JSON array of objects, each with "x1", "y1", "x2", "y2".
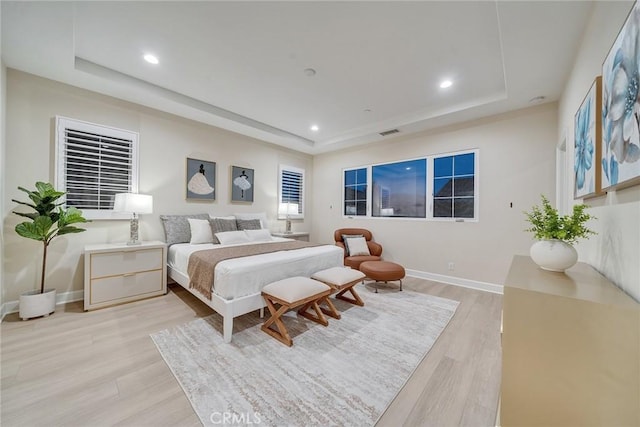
[
  {"x1": 19, "y1": 289, "x2": 56, "y2": 320},
  {"x1": 530, "y1": 240, "x2": 578, "y2": 272}
]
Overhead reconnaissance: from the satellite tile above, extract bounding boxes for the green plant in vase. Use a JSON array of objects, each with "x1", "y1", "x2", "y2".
[
  {"x1": 12, "y1": 182, "x2": 89, "y2": 319},
  {"x1": 524, "y1": 195, "x2": 596, "y2": 272}
]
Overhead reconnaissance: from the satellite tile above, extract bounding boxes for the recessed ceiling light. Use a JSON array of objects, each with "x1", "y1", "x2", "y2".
[
  {"x1": 143, "y1": 54, "x2": 159, "y2": 65},
  {"x1": 440, "y1": 80, "x2": 453, "y2": 89},
  {"x1": 310, "y1": 125, "x2": 319, "y2": 132}
]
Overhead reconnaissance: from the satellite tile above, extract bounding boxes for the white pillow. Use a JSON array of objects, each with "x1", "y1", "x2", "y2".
[
  {"x1": 215, "y1": 230, "x2": 251, "y2": 245},
  {"x1": 344, "y1": 236, "x2": 370, "y2": 256},
  {"x1": 187, "y1": 218, "x2": 214, "y2": 244},
  {"x1": 234, "y1": 212, "x2": 267, "y2": 229},
  {"x1": 245, "y1": 229, "x2": 273, "y2": 242}
]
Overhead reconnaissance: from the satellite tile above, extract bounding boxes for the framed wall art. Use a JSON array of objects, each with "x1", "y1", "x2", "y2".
[
  {"x1": 231, "y1": 166, "x2": 254, "y2": 203},
  {"x1": 601, "y1": 0, "x2": 640, "y2": 190},
  {"x1": 574, "y1": 76, "x2": 602, "y2": 199},
  {"x1": 186, "y1": 158, "x2": 216, "y2": 201}
]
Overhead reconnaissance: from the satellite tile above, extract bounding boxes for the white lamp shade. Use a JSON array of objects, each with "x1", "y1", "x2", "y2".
[
  {"x1": 278, "y1": 203, "x2": 299, "y2": 215},
  {"x1": 113, "y1": 193, "x2": 153, "y2": 214}
]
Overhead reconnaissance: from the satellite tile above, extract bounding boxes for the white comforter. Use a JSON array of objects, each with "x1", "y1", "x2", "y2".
[{"x1": 168, "y1": 238, "x2": 344, "y2": 300}]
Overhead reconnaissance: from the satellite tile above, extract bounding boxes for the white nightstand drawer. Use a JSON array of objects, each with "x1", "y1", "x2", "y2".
[
  {"x1": 89, "y1": 270, "x2": 163, "y2": 306},
  {"x1": 90, "y1": 248, "x2": 163, "y2": 278}
]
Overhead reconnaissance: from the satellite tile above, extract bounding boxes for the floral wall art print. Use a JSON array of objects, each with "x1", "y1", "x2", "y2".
[
  {"x1": 602, "y1": 0, "x2": 640, "y2": 190},
  {"x1": 186, "y1": 158, "x2": 216, "y2": 201},
  {"x1": 574, "y1": 77, "x2": 602, "y2": 199}
]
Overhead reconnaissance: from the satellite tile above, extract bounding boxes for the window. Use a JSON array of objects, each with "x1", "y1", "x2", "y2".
[
  {"x1": 55, "y1": 117, "x2": 139, "y2": 220},
  {"x1": 433, "y1": 151, "x2": 476, "y2": 219},
  {"x1": 278, "y1": 165, "x2": 305, "y2": 219},
  {"x1": 343, "y1": 167, "x2": 367, "y2": 216},
  {"x1": 372, "y1": 159, "x2": 426, "y2": 218},
  {"x1": 341, "y1": 149, "x2": 478, "y2": 221}
]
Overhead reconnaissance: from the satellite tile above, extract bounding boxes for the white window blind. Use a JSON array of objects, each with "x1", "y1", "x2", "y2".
[
  {"x1": 279, "y1": 165, "x2": 304, "y2": 219},
  {"x1": 55, "y1": 117, "x2": 139, "y2": 220}
]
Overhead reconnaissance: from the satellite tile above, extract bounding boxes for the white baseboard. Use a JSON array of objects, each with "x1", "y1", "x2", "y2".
[
  {"x1": 1, "y1": 271, "x2": 502, "y2": 319},
  {"x1": 406, "y1": 269, "x2": 503, "y2": 295},
  {"x1": 1, "y1": 289, "x2": 84, "y2": 320}
]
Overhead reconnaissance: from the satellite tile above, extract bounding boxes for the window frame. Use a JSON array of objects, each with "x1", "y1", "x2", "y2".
[
  {"x1": 343, "y1": 166, "x2": 369, "y2": 217},
  {"x1": 341, "y1": 149, "x2": 479, "y2": 222},
  {"x1": 371, "y1": 157, "x2": 427, "y2": 219},
  {"x1": 429, "y1": 149, "x2": 479, "y2": 222},
  {"x1": 278, "y1": 164, "x2": 305, "y2": 220},
  {"x1": 55, "y1": 116, "x2": 139, "y2": 220}
]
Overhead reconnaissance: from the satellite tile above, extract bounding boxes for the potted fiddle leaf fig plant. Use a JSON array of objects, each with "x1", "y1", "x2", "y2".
[
  {"x1": 12, "y1": 182, "x2": 89, "y2": 320},
  {"x1": 524, "y1": 195, "x2": 596, "y2": 272}
]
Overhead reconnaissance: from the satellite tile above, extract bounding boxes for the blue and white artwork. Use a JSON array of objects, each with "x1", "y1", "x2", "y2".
[
  {"x1": 602, "y1": 1, "x2": 640, "y2": 190},
  {"x1": 574, "y1": 77, "x2": 601, "y2": 199}
]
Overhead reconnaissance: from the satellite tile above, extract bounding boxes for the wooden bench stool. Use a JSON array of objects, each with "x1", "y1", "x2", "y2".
[
  {"x1": 312, "y1": 266, "x2": 367, "y2": 314},
  {"x1": 261, "y1": 277, "x2": 339, "y2": 346}
]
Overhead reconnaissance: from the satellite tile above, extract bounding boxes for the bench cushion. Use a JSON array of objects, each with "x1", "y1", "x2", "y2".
[
  {"x1": 312, "y1": 267, "x2": 365, "y2": 286},
  {"x1": 262, "y1": 277, "x2": 330, "y2": 304}
]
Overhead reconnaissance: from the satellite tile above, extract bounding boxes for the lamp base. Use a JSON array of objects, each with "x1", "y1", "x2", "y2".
[{"x1": 128, "y1": 217, "x2": 141, "y2": 245}]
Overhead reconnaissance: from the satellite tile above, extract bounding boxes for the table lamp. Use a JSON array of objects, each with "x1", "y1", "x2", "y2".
[
  {"x1": 278, "y1": 202, "x2": 299, "y2": 234},
  {"x1": 113, "y1": 193, "x2": 153, "y2": 245}
]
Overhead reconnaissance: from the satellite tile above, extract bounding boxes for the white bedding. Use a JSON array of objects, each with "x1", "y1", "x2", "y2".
[{"x1": 168, "y1": 238, "x2": 344, "y2": 300}]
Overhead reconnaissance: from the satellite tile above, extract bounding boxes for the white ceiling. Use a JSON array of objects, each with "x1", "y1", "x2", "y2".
[{"x1": 1, "y1": 1, "x2": 594, "y2": 154}]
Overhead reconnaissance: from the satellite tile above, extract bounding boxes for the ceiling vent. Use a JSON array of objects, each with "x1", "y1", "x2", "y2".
[{"x1": 379, "y1": 129, "x2": 400, "y2": 136}]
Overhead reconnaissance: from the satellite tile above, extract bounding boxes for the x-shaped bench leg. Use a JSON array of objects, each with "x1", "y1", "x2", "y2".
[
  {"x1": 335, "y1": 284, "x2": 364, "y2": 306},
  {"x1": 261, "y1": 297, "x2": 293, "y2": 347}
]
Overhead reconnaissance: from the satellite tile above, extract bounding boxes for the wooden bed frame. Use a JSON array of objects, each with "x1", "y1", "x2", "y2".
[{"x1": 168, "y1": 265, "x2": 266, "y2": 343}]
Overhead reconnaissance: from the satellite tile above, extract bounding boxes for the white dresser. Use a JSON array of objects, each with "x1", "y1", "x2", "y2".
[{"x1": 84, "y1": 241, "x2": 167, "y2": 311}]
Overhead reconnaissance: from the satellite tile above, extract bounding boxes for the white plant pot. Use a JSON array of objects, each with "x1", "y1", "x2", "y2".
[
  {"x1": 530, "y1": 240, "x2": 578, "y2": 272},
  {"x1": 19, "y1": 288, "x2": 56, "y2": 320}
]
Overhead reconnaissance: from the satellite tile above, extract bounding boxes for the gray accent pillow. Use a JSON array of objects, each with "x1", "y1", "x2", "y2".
[
  {"x1": 209, "y1": 218, "x2": 238, "y2": 243},
  {"x1": 236, "y1": 218, "x2": 262, "y2": 231},
  {"x1": 341, "y1": 234, "x2": 363, "y2": 255},
  {"x1": 160, "y1": 213, "x2": 210, "y2": 245}
]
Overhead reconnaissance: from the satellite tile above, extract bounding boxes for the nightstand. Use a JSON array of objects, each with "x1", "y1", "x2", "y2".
[
  {"x1": 84, "y1": 241, "x2": 167, "y2": 311},
  {"x1": 271, "y1": 231, "x2": 310, "y2": 242}
]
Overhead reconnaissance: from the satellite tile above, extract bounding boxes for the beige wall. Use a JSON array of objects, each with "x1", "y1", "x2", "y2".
[
  {"x1": 311, "y1": 103, "x2": 558, "y2": 286},
  {"x1": 3, "y1": 70, "x2": 312, "y2": 303},
  {"x1": 559, "y1": 1, "x2": 640, "y2": 301},
  {"x1": 1, "y1": 59, "x2": 6, "y2": 309}
]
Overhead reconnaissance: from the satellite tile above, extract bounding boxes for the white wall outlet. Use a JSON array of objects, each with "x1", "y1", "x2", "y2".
[{"x1": 448, "y1": 262, "x2": 454, "y2": 271}]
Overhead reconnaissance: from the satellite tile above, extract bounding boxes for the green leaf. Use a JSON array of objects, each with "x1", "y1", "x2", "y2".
[
  {"x1": 57, "y1": 226, "x2": 86, "y2": 236},
  {"x1": 15, "y1": 216, "x2": 53, "y2": 241}
]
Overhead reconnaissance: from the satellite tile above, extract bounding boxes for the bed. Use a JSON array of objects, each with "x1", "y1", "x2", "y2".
[{"x1": 167, "y1": 237, "x2": 344, "y2": 343}]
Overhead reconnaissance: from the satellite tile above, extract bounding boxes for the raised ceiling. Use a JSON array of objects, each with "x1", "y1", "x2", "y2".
[{"x1": 1, "y1": 1, "x2": 594, "y2": 154}]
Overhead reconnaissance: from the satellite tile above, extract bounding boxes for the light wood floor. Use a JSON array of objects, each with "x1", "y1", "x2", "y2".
[{"x1": 1, "y1": 278, "x2": 502, "y2": 427}]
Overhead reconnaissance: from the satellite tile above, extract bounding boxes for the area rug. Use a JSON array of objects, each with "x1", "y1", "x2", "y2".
[{"x1": 151, "y1": 286, "x2": 458, "y2": 427}]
